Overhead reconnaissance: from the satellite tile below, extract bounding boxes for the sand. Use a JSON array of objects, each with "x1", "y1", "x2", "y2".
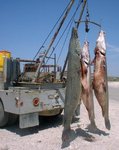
[{"x1": 0, "y1": 81, "x2": 119, "y2": 150}]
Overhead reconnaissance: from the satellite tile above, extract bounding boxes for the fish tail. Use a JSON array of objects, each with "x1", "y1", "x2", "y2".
[
  {"x1": 105, "y1": 118, "x2": 111, "y2": 130},
  {"x1": 101, "y1": 102, "x2": 111, "y2": 130}
]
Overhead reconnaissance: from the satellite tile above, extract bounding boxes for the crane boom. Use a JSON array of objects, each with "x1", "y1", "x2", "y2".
[
  {"x1": 32, "y1": 0, "x2": 75, "y2": 82},
  {"x1": 60, "y1": 0, "x2": 87, "y2": 79},
  {"x1": 76, "y1": 0, "x2": 87, "y2": 29}
]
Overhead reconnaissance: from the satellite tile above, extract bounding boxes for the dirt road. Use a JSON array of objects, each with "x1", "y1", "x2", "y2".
[{"x1": 0, "y1": 82, "x2": 119, "y2": 150}]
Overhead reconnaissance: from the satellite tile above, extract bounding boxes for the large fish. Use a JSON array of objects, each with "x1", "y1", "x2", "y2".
[
  {"x1": 92, "y1": 30, "x2": 111, "y2": 130},
  {"x1": 80, "y1": 41, "x2": 96, "y2": 128},
  {"x1": 62, "y1": 27, "x2": 81, "y2": 141}
]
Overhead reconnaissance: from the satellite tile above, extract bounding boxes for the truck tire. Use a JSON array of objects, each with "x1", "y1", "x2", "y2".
[{"x1": 0, "y1": 100, "x2": 9, "y2": 127}]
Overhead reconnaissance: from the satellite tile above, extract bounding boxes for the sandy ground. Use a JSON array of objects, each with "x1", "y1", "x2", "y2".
[{"x1": 0, "y1": 81, "x2": 119, "y2": 150}]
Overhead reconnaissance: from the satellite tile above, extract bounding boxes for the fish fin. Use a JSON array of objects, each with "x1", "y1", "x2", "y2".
[
  {"x1": 81, "y1": 79, "x2": 88, "y2": 91},
  {"x1": 91, "y1": 58, "x2": 95, "y2": 65},
  {"x1": 102, "y1": 82, "x2": 106, "y2": 93},
  {"x1": 81, "y1": 60, "x2": 88, "y2": 90}
]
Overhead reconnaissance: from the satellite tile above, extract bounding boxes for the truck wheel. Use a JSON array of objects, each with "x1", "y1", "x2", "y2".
[{"x1": 0, "y1": 100, "x2": 9, "y2": 127}]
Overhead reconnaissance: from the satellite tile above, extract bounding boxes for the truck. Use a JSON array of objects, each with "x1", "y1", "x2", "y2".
[
  {"x1": 0, "y1": 50, "x2": 65, "y2": 128},
  {"x1": 0, "y1": 0, "x2": 88, "y2": 129},
  {"x1": 0, "y1": 0, "x2": 75, "y2": 129}
]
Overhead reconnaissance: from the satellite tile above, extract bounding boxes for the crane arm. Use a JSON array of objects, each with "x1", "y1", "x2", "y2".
[{"x1": 32, "y1": 0, "x2": 75, "y2": 82}]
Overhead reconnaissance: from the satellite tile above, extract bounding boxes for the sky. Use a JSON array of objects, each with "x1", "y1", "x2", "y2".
[{"x1": 0, "y1": 0, "x2": 119, "y2": 77}]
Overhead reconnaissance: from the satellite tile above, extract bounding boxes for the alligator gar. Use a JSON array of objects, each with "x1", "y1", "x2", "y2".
[{"x1": 62, "y1": 27, "x2": 81, "y2": 141}]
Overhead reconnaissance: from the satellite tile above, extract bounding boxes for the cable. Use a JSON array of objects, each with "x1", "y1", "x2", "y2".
[
  {"x1": 54, "y1": 0, "x2": 83, "y2": 49},
  {"x1": 32, "y1": 0, "x2": 75, "y2": 80},
  {"x1": 57, "y1": 20, "x2": 73, "y2": 64},
  {"x1": 33, "y1": 0, "x2": 73, "y2": 60},
  {"x1": 45, "y1": 0, "x2": 83, "y2": 64},
  {"x1": 76, "y1": 0, "x2": 87, "y2": 29}
]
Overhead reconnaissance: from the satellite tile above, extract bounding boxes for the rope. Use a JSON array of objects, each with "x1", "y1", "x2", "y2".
[{"x1": 84, "y1": 2, "x2": 89, "y2": 40}]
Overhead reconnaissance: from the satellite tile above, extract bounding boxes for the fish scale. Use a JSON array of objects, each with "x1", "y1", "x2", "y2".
[{"x1": 62, "y1": 27, "x2": 82, "y2": 140}]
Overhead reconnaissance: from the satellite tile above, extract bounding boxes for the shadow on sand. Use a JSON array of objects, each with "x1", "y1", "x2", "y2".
[
  {"x1": 85, "y1": 124, "x2": 109, "y2": 136},
  {"x1": 4, "y1": 115, "x2": 63, "y2": 137},
  {"x1": 61, "y1": 125, "x2": 109, "y2": 149}
]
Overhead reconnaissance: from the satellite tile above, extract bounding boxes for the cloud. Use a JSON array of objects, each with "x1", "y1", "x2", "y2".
[{"x1": 107, "y1": 43, "x2": 119, "y2": 53}]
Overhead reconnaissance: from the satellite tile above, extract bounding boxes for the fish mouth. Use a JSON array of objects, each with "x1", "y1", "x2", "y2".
[
  {"x1": 81, "y1": 55, "x2": 89, "y2": 64},
  {"x1": 84, "y1": 61, "x2": 89, "y2": 65},
  {"x1": 99, "y1": 30, "x2": 105, "y2": 36},
  {"x1": 99, "y1": 50, "x2": 105, "y2": 56},
  {"x1": 95, "y1": 48, "x2": 105, "y2": 56},
  {"x1": 82, "y1": 58, "x2": 89, "y2": 65}
]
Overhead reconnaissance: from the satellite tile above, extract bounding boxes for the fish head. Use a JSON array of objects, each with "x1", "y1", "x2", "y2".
[
  {"x1": 95, "y1": 30, "x2": 106, "y2": 55},
  {"x1": 81, "y1": 41, "x2": 90, "y2": 65}
]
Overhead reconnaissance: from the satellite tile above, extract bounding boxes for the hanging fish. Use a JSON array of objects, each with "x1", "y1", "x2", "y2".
[
  {"x1": 62, "y1": 27, "x2": 81, "y2": 141},
  {"x1": 80, "y1": 41, "x2": 96, "y2": 128},
  {"x1": 92, "y1": 30, "x2": 111, "y2": 130}
]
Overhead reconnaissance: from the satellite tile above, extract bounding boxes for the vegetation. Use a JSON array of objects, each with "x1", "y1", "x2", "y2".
[{"x1": 108, "y1": 76, "x2": 119, "y2": 81}]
